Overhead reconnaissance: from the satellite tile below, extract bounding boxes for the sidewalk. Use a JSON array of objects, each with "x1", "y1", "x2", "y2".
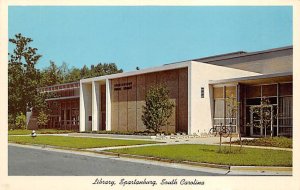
[{"x1": 69, "y1": 133, "x2": 292, "y2": 151}]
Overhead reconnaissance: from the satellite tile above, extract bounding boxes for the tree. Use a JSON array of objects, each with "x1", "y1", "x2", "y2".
[
  {"x1": 226, "y1": 95, "x2": 240, "y2": 151},
  {"x1": 64, "y1": 67, "x2": 81, "y2": 83},
  {"x1": 59, "y1": 62, "x2": 70, "y2": 81},
  {"x1": 90, "y1": 63, "x2": 123, "y2": 78},
  {"x1": 8, "y1": 33, "x2": 42, "y2": 118},
  {"x1": 142, "y1": 84, "x2": 175, "y2": 133},
  {"x1": 80, "y1": 65, "x2": 90, "y2": 79},
  {"x1": 40, "y1": 61, "x2": 63, "y2": 86},
  {"x1": 250, "y1": 97, "x2": 274, "y2": 137}
]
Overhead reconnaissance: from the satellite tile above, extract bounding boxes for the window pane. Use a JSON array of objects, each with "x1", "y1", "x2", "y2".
[
  {"x1": 246, "y1": 85, "x2": 261, "y2": 98},
  {"x1": 246, "y1": 98, "x2": 261, "y2": 105},
  {"x1": 214, "y1": 87, "x2": 223, "y2": 98},
  {"x1": 279, "y1": 83, "x2": 292, "y2": 96},
  {"x1": 279, "y1": 96, "x2": 293, "y2": 127},
  {"x1": 262, "y1": 84, "x2": 277, "y2": 97},
  {"x1": 225, "y1": 86, "x2": 236, "y2": 98},
  {"x1": 214, "y1": 99, "x2": 224, "y2": 118}
]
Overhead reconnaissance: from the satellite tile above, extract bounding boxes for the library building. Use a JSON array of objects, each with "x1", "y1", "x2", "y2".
[{"x1": 29, "y1": 46, "x2": 293, "y2": 137}]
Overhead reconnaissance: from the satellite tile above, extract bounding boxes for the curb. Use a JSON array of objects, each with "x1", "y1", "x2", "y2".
[
  {"x1": 230, "y1": 166, "x2": 292, "y2": 172},
  {"x1": 94, "y1": 150, "x2": 230, "y2": 170}
]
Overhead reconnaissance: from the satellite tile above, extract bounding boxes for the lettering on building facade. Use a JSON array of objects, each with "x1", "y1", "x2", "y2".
[{"x1": 114, "y1": 82, "x2": 132, "y2": 91}]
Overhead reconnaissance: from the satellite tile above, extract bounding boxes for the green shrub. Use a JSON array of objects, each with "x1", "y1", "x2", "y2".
[
  {"x1": 15, "y1": 113, "x2": 26, "y2": 129},
  {"x1": 37, "y1": 111, "x2": 49, "y2": 128},
  {"x1": 229, "y1": 137, "x2": 292, "y2": 148},
  {"x1": 142, "y1": 84, "x2": 174, "y2": 133},
  {"x1": 8, "y1": 114, "x2": 16, "y2": 130}
]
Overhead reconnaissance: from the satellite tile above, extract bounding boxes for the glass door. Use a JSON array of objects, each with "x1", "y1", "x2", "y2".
[{"x1": 250, "y1": 105, "x2": 273, "y2": 137}]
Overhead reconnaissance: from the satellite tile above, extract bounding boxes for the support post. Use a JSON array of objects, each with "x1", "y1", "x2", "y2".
[
  {"x1": 106, "y1": 79, "x2": 112, "y2": 131},
  {"x1": 92, "y1": 81, "x2": 100, "y2": 131}
]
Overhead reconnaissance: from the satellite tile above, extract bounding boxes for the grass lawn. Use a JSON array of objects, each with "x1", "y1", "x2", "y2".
[
  {"x1": 8, "y1": 135, "x2": 158, "y2": 149},
  {"x1": 8, "y1": 129, "x2": 74, "y2": 135},
  {"x1": 228, "y1": 137, "x2": 292, "y2": 148},
  {"x1": 108, "y1": 144, "x2": 292, "y2": 166}
]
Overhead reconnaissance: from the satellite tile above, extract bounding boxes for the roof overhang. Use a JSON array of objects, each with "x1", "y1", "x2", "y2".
[{"x1": 209, "y1": 72, "x2": 292, "y2": 86}]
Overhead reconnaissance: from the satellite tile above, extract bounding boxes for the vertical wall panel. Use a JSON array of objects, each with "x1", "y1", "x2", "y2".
[
  {"x1": 136, "y1": 75, "x2": 146, "y2": 131},
  {"x1": 111, "y1": 79, "x2": 119, "y2": 131},
  {"x1": 127, "y1": 76, "x2": 137, "y2": 131},
  {"x1": 178, "y1": 68, "x2": 188, "y2": 133},
  {"x1": 100, "y1": 85, "x2": 106, "y2": 130},
  {"x1": 167, "y1": 70, "x2": 178, "y2": 133},
  {"x1": 145, "y1": 72, "x2": 157, "y2": 92},
  {"x1": 118, "y1": 77, "x2": 128, "y2": 131}
]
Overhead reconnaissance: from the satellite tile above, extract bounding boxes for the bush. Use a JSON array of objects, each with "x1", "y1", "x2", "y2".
[
  {"x1": 15, "y1": 113, "x2": 26, "y2": 129},
  {"x1": 142, "y1": 84, "x2": 174, "y2": 133},
  {"x1": 229, "y1": 137, "x2": 292, "y2": 148},
  {"x1": 8, "y1": 114, "x2": 16, "y2": 130},
  {"x1": 37, "y1": 111, "x2": 49, "y2": 128}
]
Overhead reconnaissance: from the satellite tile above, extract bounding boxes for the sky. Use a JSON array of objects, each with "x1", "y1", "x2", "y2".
[{"x1": 8, "y1": 6, "x2": 292, "y2": 71}]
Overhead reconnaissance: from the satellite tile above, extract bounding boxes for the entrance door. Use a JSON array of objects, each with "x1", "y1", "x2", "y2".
[{"x1": 250, "y1": 105, "x2": 273, "y2": 137}]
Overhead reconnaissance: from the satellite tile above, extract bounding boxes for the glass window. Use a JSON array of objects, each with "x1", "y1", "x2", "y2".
[
  {"x1": 246, "y1": 98, "x2": 261, "y2": 105},
  {"x1": 214, "y1": 99, "x2": 224, "y2": 118},
  {"x1": 213, "y1": 87, "x2": 223, "y2": 98},
  {"x1": 279, "y1": 97, "x2": 293, "y2": 127},
  {"x1": 269, "y1": 97, "x2": 277, "y2": 105},
  {"x1": 225, "y1": 86, "x2": 236, "y2": 98},
  {"x1": 262, "y1": 84, "x2": 277, "y2": 97},
  {"x1": 279, "y1": 83, "x2": 292, "y2": 96},
  {"x1": 246, "y1": 85, "x2": 261, "y2": 98}
]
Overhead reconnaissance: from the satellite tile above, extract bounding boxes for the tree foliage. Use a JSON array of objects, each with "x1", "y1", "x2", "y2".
[
  {"x1": 15, "y1": 113, "x2": 27, "y2": 129},
  {"x1": 9, "y1": 33, "x2": 123, "y2": 128},
  {"x1": 8, "y1": 33, "x2": 42, "y2": 117},
  {"x1": 225, "y1": 95, "x2": 241, "y2": 151},
  {"x1": 40, "y1": 61, "x2": 63, "y2": 86},
  {"x1": 142, "y1": 84, "x2": 175, "y2": 133},
  {"x1": 250, "y1": 97, "x2": 275, "y2": 137},
  {"x1": 41, "y1": 62, "x2": 123, "y2": 84},
  {"x1": 37, "y1": 110, "x2": 49, "y2": 128}
]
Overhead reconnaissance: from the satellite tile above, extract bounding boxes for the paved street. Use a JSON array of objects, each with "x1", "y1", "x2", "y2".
[{"x1": 8, "y1": 145, "x2": 222, "y2": 176}]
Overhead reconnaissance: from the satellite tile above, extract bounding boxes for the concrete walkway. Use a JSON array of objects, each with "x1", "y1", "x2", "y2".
[
  {"x1": 68, "y1": 133, "x2": 292, "y2": 151},
  {"x1": 9, "y1": 134, "x2": 69, "y2": 137},
  {"x1": 68, "y1": 133, "x2": 156, "y2": 140},
  {"x1": 10, "y1": 132, "x2": 292, "y2": 151}
]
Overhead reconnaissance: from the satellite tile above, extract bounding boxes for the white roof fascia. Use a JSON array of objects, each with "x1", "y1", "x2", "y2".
[
  {"x1": 80, "y1": 61, "x2": 190, "y2": 83},
  {"x1": 209, "y1": 72, "x2": 292, "y2": 85}
]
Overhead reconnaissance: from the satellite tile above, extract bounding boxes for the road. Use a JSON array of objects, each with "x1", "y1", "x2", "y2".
[{"x1": 8, "y1": 145, "x2": 222, "y2": 176}]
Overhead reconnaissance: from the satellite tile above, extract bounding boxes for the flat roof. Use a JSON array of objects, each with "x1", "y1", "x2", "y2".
[{"x1": 193, "y1": 46, "x2": 292, "y2": 63}]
